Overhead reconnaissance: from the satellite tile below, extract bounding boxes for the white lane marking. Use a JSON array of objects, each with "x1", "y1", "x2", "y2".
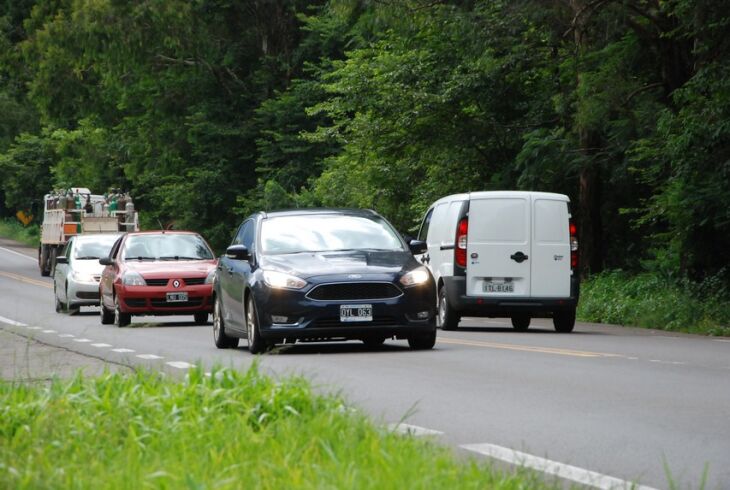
[
  {"x1": 389, "y1": 423, "x2": 444, "y2": 436},
  {"x1": 58, "y1": 334, "x2": 75, "y2": 338},
  {"x1": 91, "y1": 343, "x2": 112, "y2": 348},
  {"x1": 111, "y1": 348, "x2": 135, "y2": 353},
  {"x1": 713, "y1": 339, "x2": 730, "y2": 343},
  {"x1": 42, "y1": 329, "x2": 57, "y2": 333},
  {"x1": 166, "y1": 361, "x2": 195, "y2": 369},
  {"x1": 73, "y1": 338, "x2": 92, "y2": 343},
  {"x1": 27, "y1": 326, "x2": 42, "y2": 330},
  {"x1": 0, "y1": 246, "x2": 36, "y2": 262},
  {"x1": 136, "y1": 354, "x2": 164, "y2": 360},
  {"x1": 0, "y1": 315, "x2": 27, "y2": 327},
  {"x1": 461, "y1": 443, "x2": 659, "y2": 490}
]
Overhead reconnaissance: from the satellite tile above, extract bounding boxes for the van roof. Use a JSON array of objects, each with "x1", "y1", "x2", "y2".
[{"x1": 432, "y1": 190, "x2": 569, "y2": 207}]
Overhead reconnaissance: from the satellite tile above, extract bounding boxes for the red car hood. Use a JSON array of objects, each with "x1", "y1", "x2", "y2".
[{"x1": 124, "y1": 260, "x2": 216, "y2": 277}]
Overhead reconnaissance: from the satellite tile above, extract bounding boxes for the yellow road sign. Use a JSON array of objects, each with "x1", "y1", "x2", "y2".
[{"x1": 16, "y1": 210, "x2": 33, "y2": 226}]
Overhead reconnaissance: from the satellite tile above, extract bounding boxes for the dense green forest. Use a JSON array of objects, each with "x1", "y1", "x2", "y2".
[{"x1": 1, "y1": 0, "x2": 728, "y2": 289}]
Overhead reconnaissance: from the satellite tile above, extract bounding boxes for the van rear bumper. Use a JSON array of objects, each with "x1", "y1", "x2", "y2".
[{"x1": 443, "y1": 276, "x2": 579, "y2": 316}]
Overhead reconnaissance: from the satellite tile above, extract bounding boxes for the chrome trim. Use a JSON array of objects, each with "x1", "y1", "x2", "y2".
[{"x1": 305, "y1": 281, "x2": 404, "y2": 302}]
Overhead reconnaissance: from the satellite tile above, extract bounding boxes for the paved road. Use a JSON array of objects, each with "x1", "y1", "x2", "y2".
[{"x1": 2, "y1": 237, "x2": 729, "y2": 490}]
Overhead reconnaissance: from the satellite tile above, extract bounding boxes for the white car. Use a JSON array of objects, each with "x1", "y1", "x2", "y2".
[{"x1": 54, "y1": 233, "x2": 121, "y2": 313}]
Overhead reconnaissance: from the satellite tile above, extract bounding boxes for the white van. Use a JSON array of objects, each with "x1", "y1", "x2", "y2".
[{"x1": 414, "y1": 191, "x2": 579, "y2": 332}]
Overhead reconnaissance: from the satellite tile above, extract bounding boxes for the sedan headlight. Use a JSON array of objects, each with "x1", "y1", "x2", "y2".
[
  {"x1": 262, "y1": 270, "x2": 307, "y2": 289},
  {"x1": 71, "y1": 271, "x2": 97, "y2": 283},
  {"x1": 121, "y1": 271, "x2": 146, "y2": 286},
  {"x1": 204, "y1": 269, "x2": 216, "y2": 284},
  {"x1": 399, "y1": 267, "x2": 431, "y2": 287}
]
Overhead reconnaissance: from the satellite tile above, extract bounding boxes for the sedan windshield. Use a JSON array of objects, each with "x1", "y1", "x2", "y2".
[
  {"x1": 123, "y1": 234, "x2": 214, "y2": 261},
  {"x1": 260, "y1": 214, "x2": 405, "y2": 255},
  {"x1": 73, "y1": 235, "x2": 119, "y2": 260}
]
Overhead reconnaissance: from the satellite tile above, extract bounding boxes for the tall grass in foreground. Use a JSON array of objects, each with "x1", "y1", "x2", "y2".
[
  {"x1": 0, "y1": 366, "x2": 545, "y2": 489},
  {"x1": 578, "y1": 270, "x2": 730, "y2": 336},
  {"x1": 0, "y1": 218, "x2": 39, "y2": 247}
]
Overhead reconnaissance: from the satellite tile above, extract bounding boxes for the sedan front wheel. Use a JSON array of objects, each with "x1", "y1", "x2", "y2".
[{"x1": 246, "y1": 296, "x2": 269, "y2": 354}]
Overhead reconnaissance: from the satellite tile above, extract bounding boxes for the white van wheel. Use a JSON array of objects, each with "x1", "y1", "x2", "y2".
[
  {"x1": 511, "y1": 315, "x2": 530, "y2": 331},
  {"x1": 437, "y1": 287, "x2": 460, "y2": 330},
  {"x1": 553, "y1": 309, "x2": 576, "y2": 333}
]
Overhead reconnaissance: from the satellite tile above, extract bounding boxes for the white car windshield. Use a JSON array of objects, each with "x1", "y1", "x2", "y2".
[
  {"x1": 260, "y1": 214, "x2": 405, "y2": 255},
  {"x1": 123, "y1": 234, "x2": 214, "y2": 261},
  {"x1": 73, "y1": 235, "x2": 119, "y2": 260}
]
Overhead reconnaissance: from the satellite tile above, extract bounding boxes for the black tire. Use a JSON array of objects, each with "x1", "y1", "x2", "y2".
[
  {"x1": 54, "y1": 286, "x2": 65, "y2": 313},
  {"x1": 511, "y1": 315, "x2": 531, "y2": 331},
  {"x1": 362, "y1": 336, "x2": 386, "y2": 348},
  {"x1": 114, "y1": 295, "x2": 131, "y2": 327},
  {"x1": 100, "y1": 295, "x2": 114, "y2": 325},
  {"x1": 246, "y1": 295, "x2": 269, "y2": 354},
  {"x1": 553, "y1": 309, "x2": 576, "y2": 333},
  {"x1": 437, "y1": 286, "x2": 460, "y2": 330},
  {"x1": 40, "y1": 246, "x2": 50, "y2": 277},
  {"x1": 65, "y1": 285, "x2": 79, "y2": 315},
  {"x1": 213, "y1": 297, "x2": 238, "y2": 349},
  {"x1": 194, "y1": 312, "x2": 209, "y2": 325},
  {"x1": 408, "y1": 330, "x2": 437, "y2": 350}
]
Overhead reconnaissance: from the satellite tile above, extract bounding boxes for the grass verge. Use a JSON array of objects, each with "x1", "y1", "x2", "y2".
[
  {"x1": 0, "y1": 365, "x2": 548, "y2": 489},
  {"x1": 0, "y1": 218, "x2": 39, "y2": 248},
  {"x1": 578, "y1": 270, "x2": 730, "y2": 336}
]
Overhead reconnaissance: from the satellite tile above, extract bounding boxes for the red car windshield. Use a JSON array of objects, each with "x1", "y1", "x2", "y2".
[{"x1": 123, "y1": 234, "x2": 214, "y2": 261}]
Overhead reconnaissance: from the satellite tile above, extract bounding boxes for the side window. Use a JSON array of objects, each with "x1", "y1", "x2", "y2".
[
  {"x1": 417, "y1": 208, "x2": 434, "y2": 242},
  {"x1": 233, "y1": 220, "x2": 254, "y2": 249},
  {"x1": 110, "y1": 236, "x2": 124, "y2": 259},
  {"x1": 62, "y1": 239, "x2": 73, "y2": 259}
]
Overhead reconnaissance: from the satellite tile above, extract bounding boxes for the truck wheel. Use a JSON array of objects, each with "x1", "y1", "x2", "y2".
[
  {"x1": 553, "y1": 309, "x2": 576, "y2": 333},
  {"x1": 437, "y1": 286, "x2": 460, "y2": 330},
  {"x1": 511, "y1": 315, "x2": 530, "y2": 331},
  {"x1": 40, "y1": 246, "x2": 50, "y2": 276}
]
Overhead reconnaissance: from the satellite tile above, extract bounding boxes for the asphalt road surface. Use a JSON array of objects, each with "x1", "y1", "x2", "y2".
[{"x1": 2, "y1": 238, "x2": 729, "y2": 490}]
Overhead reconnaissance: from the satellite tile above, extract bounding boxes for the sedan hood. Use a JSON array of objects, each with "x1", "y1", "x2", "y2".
[
  {"x1": 260, "y1": 250, "x2": 415, "y2": 278},
  {"x1": 72, "y1": 259, "x2": 106, "y2": 276},
  {"x1": 124, "y1": 259, "x2": 216, "y2": 276}
]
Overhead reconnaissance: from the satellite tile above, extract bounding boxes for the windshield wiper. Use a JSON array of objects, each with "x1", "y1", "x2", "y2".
[
  {"x1": 159, "y1": 256, "x2": 202, "y2": 261},
  {"x1": 125, "y1": 256, "x2": 155, "y2": 261}
]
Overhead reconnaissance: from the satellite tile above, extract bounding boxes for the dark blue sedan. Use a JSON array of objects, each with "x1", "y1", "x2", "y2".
[{"x1": 213, "y1": 208, "x2": 437, "y2": 353}]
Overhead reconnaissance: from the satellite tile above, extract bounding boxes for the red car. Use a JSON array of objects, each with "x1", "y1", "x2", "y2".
[{"x1": 99, "y1": 231, "x2": 217, "y2": 327}]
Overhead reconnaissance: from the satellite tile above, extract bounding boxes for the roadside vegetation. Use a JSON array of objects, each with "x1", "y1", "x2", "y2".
[
  {"x1": 0, "y1": 219, "x2": 38, "y2": 248},
  {"x1": 578, "y1": 271, "x2": 730, "y2": 336},
  {"x1": 0, "y1": 365, "x2": 550, "y2": 490}
]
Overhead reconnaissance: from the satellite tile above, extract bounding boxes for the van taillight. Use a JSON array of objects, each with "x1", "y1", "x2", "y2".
[
  {"x1": 570, "y1": 221, "x2": 578, "y2": 269},
  {"x1": 455, "y1": 217, "x2": 468, "y2": 268}
]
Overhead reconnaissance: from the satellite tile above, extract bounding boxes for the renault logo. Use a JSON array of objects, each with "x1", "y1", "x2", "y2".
[{"x1": 173, "y1": 280, "x2": 181, "y2": 288}]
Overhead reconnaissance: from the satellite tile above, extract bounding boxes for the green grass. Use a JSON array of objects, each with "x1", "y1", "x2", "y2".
[
  {"x1": 0, "y1": 365, "x2": 548, "y2": 489},
  {"x1": 578, "y1": 270, "x2": 730, "y2": 336},
  {"x1": 0, "y1": 218, "x2": 39, "y2": 247}
]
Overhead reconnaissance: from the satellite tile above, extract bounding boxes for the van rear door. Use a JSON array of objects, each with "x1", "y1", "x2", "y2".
[
  {"x1": 466, "y1": 195, "x2": 530, "y2": 297},
  {"x1": 531, "y1": 196, "x2": 571, "y2": 297}
]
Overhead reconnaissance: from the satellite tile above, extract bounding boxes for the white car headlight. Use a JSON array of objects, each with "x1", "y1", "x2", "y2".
[
  {"x1": 399, "y1": 267, "x2": 431, "y2": 287},
  {"x1": 122, "y1": 271, "x2": 146, "y2": 286},
  {"x1": 72, "y1": 271, "x2": 97, "y2": 283},
  {"x1": 262, "y1": 270, "x2": 307, "y2": 290}
]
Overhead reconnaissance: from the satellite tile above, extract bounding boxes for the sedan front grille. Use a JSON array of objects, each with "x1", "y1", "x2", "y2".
[
  {"x1": 183, "y1": 277, "x2": 206, "y2": 285},
  {"x1": 145, "y1": 278, "x2": 169, "y2": 286},
  {"x1": 306, "y1": 282, "x2": 402, "y2": 301}
]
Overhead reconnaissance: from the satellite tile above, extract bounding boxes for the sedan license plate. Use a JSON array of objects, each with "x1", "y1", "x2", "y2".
[
  {"x1": 340, "y1": 304, "x2": 372, "y2": 322},
  {"x1": 166, "y1": 292, "x2": 188, "y2": 302},
  {"x1": 483, "y1": 282, "x2": 514, "y2": 293}
]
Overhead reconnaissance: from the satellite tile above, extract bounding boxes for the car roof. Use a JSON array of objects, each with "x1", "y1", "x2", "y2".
[{"x1": 259, "y1": 208, "x2": 380, "y2": 219}]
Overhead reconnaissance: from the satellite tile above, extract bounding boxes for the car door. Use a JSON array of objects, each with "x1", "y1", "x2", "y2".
[
  {"x1": 530, "y1": 195, "x2": 571, "y2": 297},
  {"x1": 219, "y1": 219, "x2": 254, "y2": 331},
  {"x1": 54, "y1": 238, "x2": 73, "y2": 302}
]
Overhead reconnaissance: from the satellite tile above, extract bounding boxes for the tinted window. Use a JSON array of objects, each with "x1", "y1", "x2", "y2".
[
  {"x1": 123, "y1": 234, "x2": 214, "y2": 260},
  {"x1": 239, "y1": 220, "x2": 254, "y2": 250},
  {"x1": 260, "y1": 215, "x2": 405, "y2": 255},
  {"x1": 417, "y1": 208, "x2": 433, "y2": 242}
]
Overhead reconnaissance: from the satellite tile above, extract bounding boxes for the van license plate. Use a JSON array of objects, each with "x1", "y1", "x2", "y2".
[
  {"x1": 166, "y1": 292, "x2": 188, "y2": 302},
  {"x1": 483, "y1": 282, "x2": 514, "y2": 293},
  {"x1": 340, "y1": 304, "x2": 372, "y2": 322}
]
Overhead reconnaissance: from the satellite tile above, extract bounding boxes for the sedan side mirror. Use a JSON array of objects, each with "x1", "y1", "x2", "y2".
[
  {"x1": 99, "y1": 257, "x2": 113, "y2": 266},
  {"x1": 55, "y1": 256, "x2": 68, "y2": 265},
  {"x1": 225, "y1": 245, "x2": 250, "y2": 261},
  {"x1": 408, "y1": 239, "x2": 427, "y2": 255}
]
